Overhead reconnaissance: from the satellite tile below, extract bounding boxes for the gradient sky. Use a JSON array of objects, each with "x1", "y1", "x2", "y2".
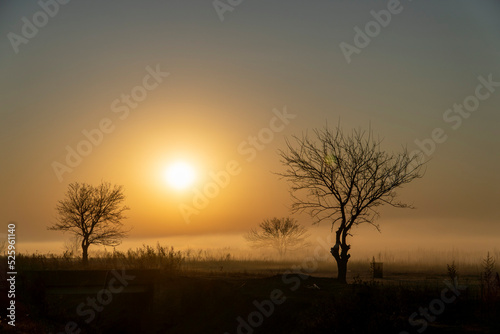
[{"x1": 1, "y1": 0, "x2": 499, "y2": 254}]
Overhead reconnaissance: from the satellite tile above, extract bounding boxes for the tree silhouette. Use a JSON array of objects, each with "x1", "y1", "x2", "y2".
[
  {"x1": 48, "y1": 181, "x2": 130, "y2": 264},
  {"x1": 245, "y1": 217, "x2": 310, "y2": 258},
  {"x1": 278, "y1": 125, "x2": 424, "y2": 283}
]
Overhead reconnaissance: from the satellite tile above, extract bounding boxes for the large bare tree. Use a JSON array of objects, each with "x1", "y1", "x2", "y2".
[
  {"x1": 48, "y1": 181, "x2": 130, "y2": 264},
  {"x1": 278, "y1": 125, "x2": 424, "y2": 283},
  {"x1": 245, "y1": 217, "x2": 310, "y2": 258}
]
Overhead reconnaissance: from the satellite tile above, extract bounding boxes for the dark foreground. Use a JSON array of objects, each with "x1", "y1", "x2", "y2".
[{"x1": 1, "y1": 270, "x2": 499, "y2": 334}]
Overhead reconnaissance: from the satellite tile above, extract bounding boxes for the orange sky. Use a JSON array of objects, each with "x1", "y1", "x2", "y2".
[{"x1": 1, "y1": 1, "x2": 499, "y2": 255}]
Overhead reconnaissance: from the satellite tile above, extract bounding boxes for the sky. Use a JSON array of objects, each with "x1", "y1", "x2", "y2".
[{"x1": 1, "y1": 0, "x2": 499, "y2": 256}]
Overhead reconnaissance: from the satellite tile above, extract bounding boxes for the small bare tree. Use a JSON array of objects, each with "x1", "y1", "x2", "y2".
[
  {"x1": 278, "y1": 125, "x2": 424, "y2": 283},
  {"x1": 245, "y1": 217, "x2": 310, "y2": 258},
  {"x1": 48, "y1": 181, "x2": 130, "y2": 264}
]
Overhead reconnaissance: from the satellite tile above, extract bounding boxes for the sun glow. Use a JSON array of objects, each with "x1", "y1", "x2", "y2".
[{"x1": 165, "y1": 161, "x2": 196, "y2": 190}]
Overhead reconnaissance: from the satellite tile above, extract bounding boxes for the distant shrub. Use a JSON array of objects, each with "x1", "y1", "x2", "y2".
[{"x1": 446, "y1": 261, "x2": 458, "y2": 281}]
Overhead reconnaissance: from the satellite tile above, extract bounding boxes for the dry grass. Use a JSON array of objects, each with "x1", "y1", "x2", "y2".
[
  {"x1": 9, "y1": 244, "x2": 500, "y2": 285},
  {"x1": 2, "y1": 245, "x2": 500, "y2": 334}
]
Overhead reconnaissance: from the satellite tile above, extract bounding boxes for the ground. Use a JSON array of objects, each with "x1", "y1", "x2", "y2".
[{"x1": 2, "y1": 268, "x2": 499, "y2": 334}]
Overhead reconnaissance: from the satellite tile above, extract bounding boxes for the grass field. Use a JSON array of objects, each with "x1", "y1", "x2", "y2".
[{"x1": 1, "y1": 244, "x2": 499, "y2": 333}]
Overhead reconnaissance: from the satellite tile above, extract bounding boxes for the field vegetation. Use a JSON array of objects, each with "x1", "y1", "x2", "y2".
[{"x1": 1, "y1": 245, "x2": 499, "y2": 333}]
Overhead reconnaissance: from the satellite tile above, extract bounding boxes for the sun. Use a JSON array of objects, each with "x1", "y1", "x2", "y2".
[{"x1": 164, "y1": 161, "x2": 196, "y2": 190}]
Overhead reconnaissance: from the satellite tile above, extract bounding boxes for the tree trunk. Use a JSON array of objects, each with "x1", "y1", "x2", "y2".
[
  {"x1": 81, "y1": 240, "x2": 89, "y2": 265},
  {"x1": 331, "y1": 228, "x2": 351, "y2": 284},
  {"x1": 336, "y1": 256, "x2": 348, "y2": 284}
]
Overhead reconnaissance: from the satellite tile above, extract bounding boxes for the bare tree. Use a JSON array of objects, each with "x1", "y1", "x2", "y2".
[
  {"x1": 48, "y1": 181, "x2": 130, "y2": 264},
  {"x1": 245, "y1": 217, "x2": 310, "y2": 258},
  {"x1": 278, "y1": 125, "x2": 424, "y2": 283}
]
